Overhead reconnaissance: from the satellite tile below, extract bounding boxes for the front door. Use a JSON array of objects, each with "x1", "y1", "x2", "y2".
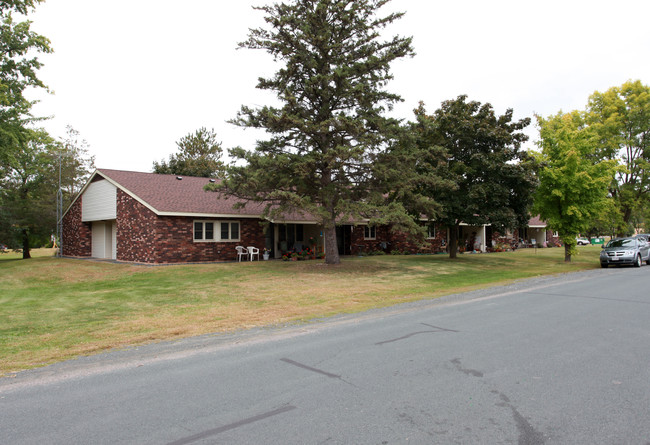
[
  {"x1": 91, "y1": 221, "x2": 116, "y2": 259},
  {"x1": 336, "y1": 225, "x2": 352, "y2": 255}
]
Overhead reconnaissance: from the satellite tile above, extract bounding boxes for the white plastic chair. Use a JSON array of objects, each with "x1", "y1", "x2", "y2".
[
  {"x1": 235, "y1": 246, "x2": 249, "y2": 262},
  {"x1": 247, "y1": 246, "x2": 260, "y2": 261}
]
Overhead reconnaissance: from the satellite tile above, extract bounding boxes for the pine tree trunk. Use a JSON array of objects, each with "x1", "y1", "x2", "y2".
[{"x1": 323, "y1": 223, "x2": 340, "y2": 265}]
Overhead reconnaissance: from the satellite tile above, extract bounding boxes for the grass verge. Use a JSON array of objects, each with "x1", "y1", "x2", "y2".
[{"x1": 1, "y1": 246, "x2": 601, "y2": 375}]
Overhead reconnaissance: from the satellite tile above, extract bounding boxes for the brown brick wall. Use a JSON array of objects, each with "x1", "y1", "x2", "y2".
[
  {"x1": 545, "y1": 230, "x2": 561, "y2": 246},
  {"x1": 349, "y1": 225, "x2": 391, "y2": 255},
  {"x1": 61, "y1": 197, "x2": 92, "y2": 257},
  {"x1": 349, "y1": 224, "x2": 447, "y2": 255},
  {"x1": 116, "y1": 190, "x2": 158, "y2": 263},
  {"x1": 153, "y1": 217, "x2": 266, "y2": 263},
  {"x1": 388, "y1": 225, "x2": 447, "y2": 254},
  {"x1": 115, "y1": 190, "x2": 267, "y2": 263}
]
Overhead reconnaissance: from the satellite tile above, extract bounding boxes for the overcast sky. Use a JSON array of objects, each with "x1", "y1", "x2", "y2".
[{"x1": 27, "y1": 0, "x2": 650, "y2": 173}]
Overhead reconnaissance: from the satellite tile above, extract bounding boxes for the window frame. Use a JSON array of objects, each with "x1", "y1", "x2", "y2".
[
  {"x1": 363, "y1": 225, "x2": 376, "y2": 240},
  {"x1": 193, "y1": 220, "x2": 241, "y2": 242},
  {"x1": 220, "y1": 221, "x2": 240, "y2": 241},
  {"x1": 426, "y1": 223, "x2": 436, "y2": 239}
]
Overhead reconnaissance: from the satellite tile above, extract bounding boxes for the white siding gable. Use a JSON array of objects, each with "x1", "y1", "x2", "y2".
[{"x1": 82, "y1": 179, "x2": 117, "y2": 222}]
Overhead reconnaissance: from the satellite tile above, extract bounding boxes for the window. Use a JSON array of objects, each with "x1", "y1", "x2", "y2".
[
  {"x1": 221, "y1": 222, "x2": 240, "y2": 241},
  {"x1": 205, "y1": 222, "x2": 214, "y2": 240},
  {"x1": 364, "y1": 225, "x2": 376, "y2": 240},
  {"x1": 194, "y1": 222, "x2": 204, "y2": 240},
  {"x1": 193, "y1": 221, "x2": 240, "y2": 242},
  {"x1": 426, "y1": 223, "x2": 436, "y2": 239}
]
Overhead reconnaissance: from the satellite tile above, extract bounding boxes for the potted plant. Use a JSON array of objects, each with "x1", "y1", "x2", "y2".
[{"x1": 263, "y1": 248, "x2": 270, "y2": 260}]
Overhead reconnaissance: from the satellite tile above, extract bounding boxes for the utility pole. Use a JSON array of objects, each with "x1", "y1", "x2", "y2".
[{"x1": 56, "y1": 151, "x2": 63, "y2": 257}]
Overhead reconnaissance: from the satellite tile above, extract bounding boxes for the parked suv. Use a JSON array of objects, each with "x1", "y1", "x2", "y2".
[{"x1": 600, "y1": 237, "x2": 650, "y2": 268}]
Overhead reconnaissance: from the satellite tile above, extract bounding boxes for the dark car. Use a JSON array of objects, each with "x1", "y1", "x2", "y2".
[{"x1": 600, "y1": 237, "x2": 650, "y2": 268}]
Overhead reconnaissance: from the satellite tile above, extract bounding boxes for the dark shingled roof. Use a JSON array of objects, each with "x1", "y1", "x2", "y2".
[{"x1": 96, "y1": 169, "x2": 315, "y2": 221}]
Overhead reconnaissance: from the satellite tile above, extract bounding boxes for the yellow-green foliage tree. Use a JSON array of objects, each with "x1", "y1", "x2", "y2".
[
  {"x1": 587, "y1": 80, "x2": 650, "y2": 235},
  {"x1": 533, "y1": 111, "x2": 617, "y2": 262}
]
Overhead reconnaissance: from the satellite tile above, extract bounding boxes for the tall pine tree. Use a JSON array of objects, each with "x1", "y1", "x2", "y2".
[{"x1": 220, "y1": 0, "x2": 414, "y2": 264}]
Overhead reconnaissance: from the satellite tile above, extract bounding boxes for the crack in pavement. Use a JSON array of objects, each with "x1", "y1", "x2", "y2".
[
  {"x1": 376, "y1": 323, "x2": 458, "y2": 345},
  {"x1": 280, "y1": 358, "x2": 357, "y2": 387},
  {"x1": 165, "y1": 404, "x2": 297, "y2": 445}
]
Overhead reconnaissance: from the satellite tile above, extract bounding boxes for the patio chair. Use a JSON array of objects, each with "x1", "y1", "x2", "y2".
[
  {"x1": 247, "y1": 246, "x2": 260, "y2": 261},
  {"x1": 235, "y1": 245, "x2": 249, "y2": 262}
]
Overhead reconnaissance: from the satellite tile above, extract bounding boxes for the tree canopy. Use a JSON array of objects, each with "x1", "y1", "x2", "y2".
[
  {"x1": 533, "y1": 111, "x2": 617, "y2": 261},
  {"x1": 1, "y1": 129, "x2": 55, "y2": 257},
  {"x1": 0, "y1": 0, "x2": 56, "y2": 258},
  {"x1": 153, "y1": 127, "x2": 225, "y2": 178},
  {"x1": 586, "y1": 80, "x2": 650, "y2": 235},
  {"x1": 220, "y1": 0, "x2": 414, "y2": 264},
  {"x1": 402, "y1": 96, "x2": 537, "y2": 258},
  {"x1": 0, "y1": 0, "x2": 51, "y2": 153},
  {"x1": 0, "y1": 126, "x2": 94, "y2": 258}
]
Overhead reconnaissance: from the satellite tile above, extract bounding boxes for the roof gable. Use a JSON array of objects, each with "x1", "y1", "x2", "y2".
[
  {"x1": 527, "y1": 215, "x2": 547, "y2": 228},
  {"x1": 96, "y1": 169, "x2": 267, "y2": 217},
  {"x1": 61, "y1": 169, "x2": 315, "y2": 222}
]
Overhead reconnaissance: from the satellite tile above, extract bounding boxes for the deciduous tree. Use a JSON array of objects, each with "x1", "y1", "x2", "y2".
[
  {"x1": 0, "y1": 126, "x2": 94, "y2": 258},
  {"x1": 0, "y1": 0, "x2": 53, "y2": 258},
  {"x1": 533, "y1": 111, "x2": 617, "y2": 262},
  {"x1": 58, "y1": 125, "x2": 95, "y2": 204},
  {"x1": 586, "y1": 80, "x2": 650, "y2": 235},
  {"x1": 220, "y1": 0, "x2": 414, "y2": 264},
  {"x1": 408, "y1": 96, "x2": 537, "y2": 259},
  {"x1": 0, "y1": 0, "x2": 51, "y2": 153},
  {"x1": 0, "y1": 128, "x2": 55, "y2": 258}
]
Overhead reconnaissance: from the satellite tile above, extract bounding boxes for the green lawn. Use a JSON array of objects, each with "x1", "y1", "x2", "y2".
[{"x1": 1, "y1": 246, "x2": 601, "y2": 375}]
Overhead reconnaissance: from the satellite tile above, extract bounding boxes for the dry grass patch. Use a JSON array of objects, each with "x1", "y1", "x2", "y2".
[{"x1": 1, "y1": 248, "x2": 601, "y2": 375}]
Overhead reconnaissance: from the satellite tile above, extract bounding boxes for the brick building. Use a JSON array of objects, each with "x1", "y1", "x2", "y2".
[{"x1": 62, "y1": 169, "x2": 551, "y2": 263}]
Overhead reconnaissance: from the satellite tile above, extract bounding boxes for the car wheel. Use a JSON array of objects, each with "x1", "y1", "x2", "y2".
[{"x1": 634, "y1": 254, "x2": 642, "y2": 267}]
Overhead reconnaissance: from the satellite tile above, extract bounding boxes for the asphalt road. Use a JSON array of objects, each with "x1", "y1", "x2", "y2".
[{"x1": 2, "y1": 267, "x2": 650, "y2": 444}]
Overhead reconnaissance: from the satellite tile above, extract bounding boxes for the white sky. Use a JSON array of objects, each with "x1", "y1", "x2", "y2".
[{"x1": 27, "y1": 0, "x2": 650, "y2": 172}]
